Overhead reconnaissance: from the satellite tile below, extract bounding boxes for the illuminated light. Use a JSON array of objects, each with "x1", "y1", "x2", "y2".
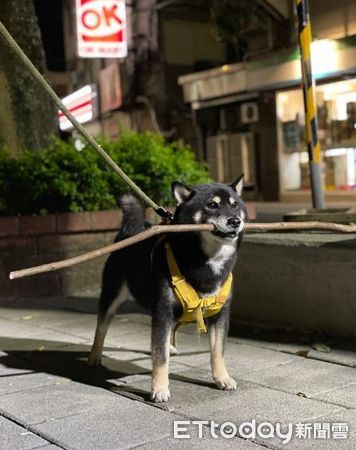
[
  {"x1": 300, "y1": 151, "x2": 309, "y2": 164},
  {"x1": 324, "y1": 148, "x2": 348, "y2": 158},
  {"x1": 320, "y1": 81, "x2": 353, "y2": 101},
  {"x1": 58, "y1": 85, "x2": 99, "y2": 131},
  {"x1": 346, "y1": 149, "x2": 355, "y2": 186},
  {"x1": 221, "y1": 65, "x2": 229, "y2": 72},
  {"x1": 76, "y1": 0, "x2": 127, "y2": 59},
  {"x1": 336, "y1": 90, "x2": 356, "y2": 120},
  {"x1": 324, "y1": 148, "x2": 356, "y2": 187},
  {"x1": 311, "y1": 39, "x2": 338, "y2": 77},
  {"x1": 278, "y1": 94, "x2": 288, "y2": 103}
]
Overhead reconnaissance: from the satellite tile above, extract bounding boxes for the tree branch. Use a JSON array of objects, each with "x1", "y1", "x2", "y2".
[{"x1": 9, "y1": 221, "x2": 356, "y2": 280}]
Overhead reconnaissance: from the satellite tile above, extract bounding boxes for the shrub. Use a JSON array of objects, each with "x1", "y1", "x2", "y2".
[
  {"x1": 0, "y1": 131, "x2": 210, "y2": 216},
  {"x1": 99, "y1": 131, "x2": 210, "y2": 206}
]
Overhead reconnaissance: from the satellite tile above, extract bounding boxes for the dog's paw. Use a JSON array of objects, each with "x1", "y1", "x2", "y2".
[
  {"x1": 215, "y1": 376, "x2": 237, "y2": 390},
  {"x1": 88, "y1": 354, "x2": 102, "y2": 367},
  {"x1": 151, "y1": 387, "x2": 170, "y2": 403},
  {"x1": 169, "y1": 344, "x2": 178, "y2": 355}
]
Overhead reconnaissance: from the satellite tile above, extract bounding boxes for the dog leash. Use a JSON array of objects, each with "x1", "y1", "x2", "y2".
[{"x1": 0, "y1": 21, "x2": 173, "y2": 222}]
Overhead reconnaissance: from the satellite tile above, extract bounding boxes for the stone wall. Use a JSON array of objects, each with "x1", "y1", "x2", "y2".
[
  {"x1": 0, "y1": 210, "x2": 125, "y2": 298},
  {"x1": 232, "y1": 232, "x2": 356, "y2": 338},
  {"x1": 4, "y1": 209, "x2": 353, "y2": 337},
  {"x1": 1, "y1": 203, "x2": 256, "y2": 299}
]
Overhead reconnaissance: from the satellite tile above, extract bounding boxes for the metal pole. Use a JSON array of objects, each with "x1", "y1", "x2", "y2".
[{"x1": 295, "y1": 0, "x2": 324, "y2": 208}]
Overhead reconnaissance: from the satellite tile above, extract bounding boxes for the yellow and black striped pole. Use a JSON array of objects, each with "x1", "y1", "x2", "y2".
[{"x1": 295, "y1": 0, "x2": 324, "y2": 208}]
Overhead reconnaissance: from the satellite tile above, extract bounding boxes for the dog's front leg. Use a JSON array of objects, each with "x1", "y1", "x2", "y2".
[
  {"x1": 209, "y1": 309, "x2": 237, "y2": 390},
  {"x1": 151, "y1": 313, "x2": 172, "y2": 403}
]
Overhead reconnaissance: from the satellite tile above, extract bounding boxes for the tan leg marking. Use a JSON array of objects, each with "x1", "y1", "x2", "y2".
[
  {"x1": 88, "y1": 284, "x2": 128, "y2": 366},
  {"x1": 210, "y1": 324, "x2": 236, "y2": 390},
  {"x1": 151, "y1": 331, "x2": 171, "y2": 402},
  {"x1": 88, "y1": 321, "x2": 109, "y2": 366},
  {"x1": 170, "y1": 323, "x2": 180, "y2": 355}
]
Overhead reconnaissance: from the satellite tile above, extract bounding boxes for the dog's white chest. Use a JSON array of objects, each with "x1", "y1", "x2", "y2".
[
  {"x1": 207, "y1": 245, "x2": 235, "y2": 275},
  {"x1": 200, "y1": 235, "x2": 235, "y2": 276}
]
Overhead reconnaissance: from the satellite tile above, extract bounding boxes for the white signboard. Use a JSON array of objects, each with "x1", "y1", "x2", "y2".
[
  {"x1": 76, "y1": 0, "x2": 127, "y2": 58},
  {"x1": 58, "y1": 84, "x2": 98, "y2": 131}
]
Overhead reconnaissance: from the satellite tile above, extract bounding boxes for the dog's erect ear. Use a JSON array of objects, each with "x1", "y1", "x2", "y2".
[
  {"x1": 230, "y1": 174, "x2": 244, "y2": 196},
  {"x1": 172, "y1": 181, "x2": 193, "y2": 205}
]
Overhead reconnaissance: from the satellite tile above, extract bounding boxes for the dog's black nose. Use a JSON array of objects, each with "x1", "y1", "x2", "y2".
[{"x1": 227, "y1": 217, "x2": 241, "y2": 229}]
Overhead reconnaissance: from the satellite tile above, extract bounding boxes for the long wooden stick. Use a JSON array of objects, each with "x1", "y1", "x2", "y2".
[
  {"x1": 9, "y1": 224, "x2": 213, "y2": 280},
  {"x1": 9, "y1": 221, "x2": 356, "y2": 280},
  {"x1": 246, "y1": 221, "x2": 356, "y2": 233}
]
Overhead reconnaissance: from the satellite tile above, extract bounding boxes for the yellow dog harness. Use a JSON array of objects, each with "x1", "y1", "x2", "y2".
[{"x1": 165, "y1": 242, "x2": 233, "y2": 333}]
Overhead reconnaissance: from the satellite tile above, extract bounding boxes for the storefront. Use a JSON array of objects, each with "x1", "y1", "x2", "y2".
[
  {"x1": 277, "y1": 78, "x2": 356, "y2": 198},
  {"x1": 179, "y1": 36, "x2": 356, "y2": 201},
  {"x1": 179, "y1": 66, "x2": 280, "y2": 201}
]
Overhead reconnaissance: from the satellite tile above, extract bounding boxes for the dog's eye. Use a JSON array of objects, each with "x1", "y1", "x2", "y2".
[
  {"x1": 206, "y1": 201, "x2": 219, "y2": 210},
  {"x1": 231, "y1": 202, "x2": 238, "y2": 209}
]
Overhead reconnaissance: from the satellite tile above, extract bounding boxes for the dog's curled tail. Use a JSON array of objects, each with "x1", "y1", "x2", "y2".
[{"x1": 119, "y1": 194, "x2": 146, "y2": 238}]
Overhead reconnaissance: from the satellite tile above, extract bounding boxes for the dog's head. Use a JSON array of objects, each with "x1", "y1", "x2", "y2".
[{"x1": 172, "y1": 174, "x2": 247, "y2": 243}]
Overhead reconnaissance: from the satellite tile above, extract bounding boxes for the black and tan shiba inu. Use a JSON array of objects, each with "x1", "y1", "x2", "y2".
[{"x1": 89, "y1": 175, "x2": 247, "y2": 402}]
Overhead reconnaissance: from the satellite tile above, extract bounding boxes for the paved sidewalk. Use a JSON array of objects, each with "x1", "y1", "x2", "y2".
[{"x1": 0, "y1": 295, "x2": 355, "y2": 449}]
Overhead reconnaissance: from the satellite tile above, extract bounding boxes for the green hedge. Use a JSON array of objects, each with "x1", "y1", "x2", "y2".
[{"x1": 0, "y1": 130, "x2": 210, "y2": 216}]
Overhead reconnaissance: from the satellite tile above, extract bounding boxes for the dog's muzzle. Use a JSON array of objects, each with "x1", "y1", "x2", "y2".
[
  {"x1": 211, "y1": 216, "x2": 244, "y2": 239},
  {"x1": 227, "y1": 217, "x2": 241, "y2": 229},
  {"x1": 212, "y1": 229, "x2": 237, "y2": 239}
]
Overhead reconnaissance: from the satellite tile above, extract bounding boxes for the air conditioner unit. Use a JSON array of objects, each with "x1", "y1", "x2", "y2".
[{"x1": 241, "y1": 102, "x2": 259, "y2": 124}]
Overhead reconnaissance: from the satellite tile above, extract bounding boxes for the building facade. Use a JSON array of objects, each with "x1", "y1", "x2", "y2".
[
  {"x1": 35, "y1": 0, "x2": 226, "y2": 145},
  {"x1": 179, "y1": 0, "x2": 356, "y2": 201},
  {"x1": 34, "y1": 0, "x2": 356, "y2": 202}
]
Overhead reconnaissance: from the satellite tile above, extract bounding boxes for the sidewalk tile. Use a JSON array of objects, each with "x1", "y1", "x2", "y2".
[
  {"x1": 0, "y1": 415, "x2": 48, "y2": 450},
  {"x1": 115, "y1": 313, "x2": 151, "y2": 325},
  {"x1": 0, "y1": 309, "x2": 95, "y2": 327},
  {"x1": 37, "y1": 446, "x2": 64, "y2": 450},
  {"x1": 228, "y1": 335, "x2": 311, "y2": 355},
  {"x1": 0, "y1": 353, "x2": 35, "y2": 377},
  {"x1": 307, "y1": 348, "x2": 356, "y2": 367},
  {"x1": 0, "y1": 307, "x2": 355, "y2": 450},
  {"x1": 178, "y1": 384, "x2": 344, "y2": 424},
  {"x1": 105, "y1": 330, "x2": 152, "y2": 353},
  {"x1": 171, "y1": 342, "x2": 298, "y2": 374},
  {"x1": 0, "y1": 318, "x2": 87, "y2": 346},
  {"x1": 238, "y1": 358, "x2": 356, "y2": 396},
  {"x1": 0, "y1": 381, "x2": 124, "y2": 425},
  {"x1": 46, "y1": 318, "x2": 151, "y2": 344},
  {"x1": 0, "y1": 371, "x2": 68, "y2": 395},
  {"x1": 137, "y1": 433, "x2": 264, "y2": 449},
  {"x1": 229, "y1": 339, "x2": 356, "y2": 368},
  {"x1": 32, "y1": 402, "x2": 183, "y2": 450},
  {"x1": 224, "y1": 343, "x2": 299, "y2": 373},
  {"x1": 0, "y1": 336, "x2": 86, "y2": 354},
  {"x1": 108, "y1": 369, "x2": 229, "y2": 406},
  {"x1": 312, "y1": 383, "x2": 356, "y2": 409}
]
